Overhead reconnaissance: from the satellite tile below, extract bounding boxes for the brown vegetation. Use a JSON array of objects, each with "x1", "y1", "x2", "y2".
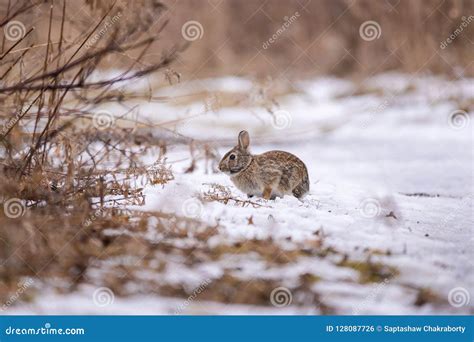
[
  {"x1": 0, "y1": 0, "x2": 182, "y2": 303},
  {"x1": 0, "y1": 0, "x2": 466, "y2": 312}
]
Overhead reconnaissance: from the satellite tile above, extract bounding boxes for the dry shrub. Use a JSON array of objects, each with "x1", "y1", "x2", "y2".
[
  {"x1": 0, "y1": 0, "x2": 186, "y2": 303},
  {"x1": 157, "y1": 0, "x2": 474, "y2": 77},
  {"x1": 3, "y1": 0, "x2": 472, "y2": 79}
]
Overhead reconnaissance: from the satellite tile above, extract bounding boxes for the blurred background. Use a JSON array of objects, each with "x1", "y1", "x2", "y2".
[
  {"x1": 0, "y1": 0, "x2": 472, "y2": 315},
  {"x1": 4, "y1": 0, "x2": 473, "y2": 78}
]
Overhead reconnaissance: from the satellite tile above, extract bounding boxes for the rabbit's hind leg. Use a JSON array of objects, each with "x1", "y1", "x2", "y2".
[
  {"x1": 292, "y1": 180, "x2": 309, "y2": 199},
  {"x1": 262, "y1": 186, "x2": 273, "y2": 200}
]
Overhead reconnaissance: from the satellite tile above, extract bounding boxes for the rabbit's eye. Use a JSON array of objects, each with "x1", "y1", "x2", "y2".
[{"x1": 229, "y1": 154, "x2": 236, "y2": 160}]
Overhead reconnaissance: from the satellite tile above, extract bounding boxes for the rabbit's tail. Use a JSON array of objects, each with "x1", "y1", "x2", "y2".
[{"x1": 292, "y1": 170, "x2": 309, "y2": 198}]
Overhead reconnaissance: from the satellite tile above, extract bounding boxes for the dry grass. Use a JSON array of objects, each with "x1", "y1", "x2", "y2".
[
  {"x1": 157, "y1": 0, "x2": 474, "y2": 77},
  {"x1": 0, "y1": 0, "x2": 460, "y2": 312},
  {"x1": 0, "y1": 0, "x2": 184, "y2": 304},
  {"x1": 3, "y1": 0, "x2": 472, "y2": 79}
]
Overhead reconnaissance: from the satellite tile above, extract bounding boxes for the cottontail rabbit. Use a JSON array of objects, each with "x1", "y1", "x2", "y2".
[{"x1": 218, "y1": 130, "x2": 309, "y2": 199}]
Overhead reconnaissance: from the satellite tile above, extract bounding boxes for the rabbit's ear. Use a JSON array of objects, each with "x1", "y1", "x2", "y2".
[{"x1": 238, "y1": 130, "x2": 250, "y2": 150}]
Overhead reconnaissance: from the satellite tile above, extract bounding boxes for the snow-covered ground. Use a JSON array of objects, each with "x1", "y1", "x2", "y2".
[{"x1": 6, "y1": 73, "x2": 473, "y2": 315}]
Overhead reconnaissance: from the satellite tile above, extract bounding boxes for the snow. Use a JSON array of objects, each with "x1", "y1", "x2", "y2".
[{"x1": 5, "y1": 73, "x2": 473, "y2": 315}]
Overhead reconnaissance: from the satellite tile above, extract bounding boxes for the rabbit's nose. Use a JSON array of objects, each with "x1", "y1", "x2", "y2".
[{"x1": 218, "y1": 161, "x2": 226, "y2": 172}]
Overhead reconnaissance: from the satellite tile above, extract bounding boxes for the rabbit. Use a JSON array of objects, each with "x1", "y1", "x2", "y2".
[{"x1": 218, "y1": 130, "x2": 309, "y2": 200}]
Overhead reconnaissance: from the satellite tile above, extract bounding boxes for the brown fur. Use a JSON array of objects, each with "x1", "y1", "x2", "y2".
[{"x1": 218, "y1": 131, "x2": 309, "y2": 199}]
